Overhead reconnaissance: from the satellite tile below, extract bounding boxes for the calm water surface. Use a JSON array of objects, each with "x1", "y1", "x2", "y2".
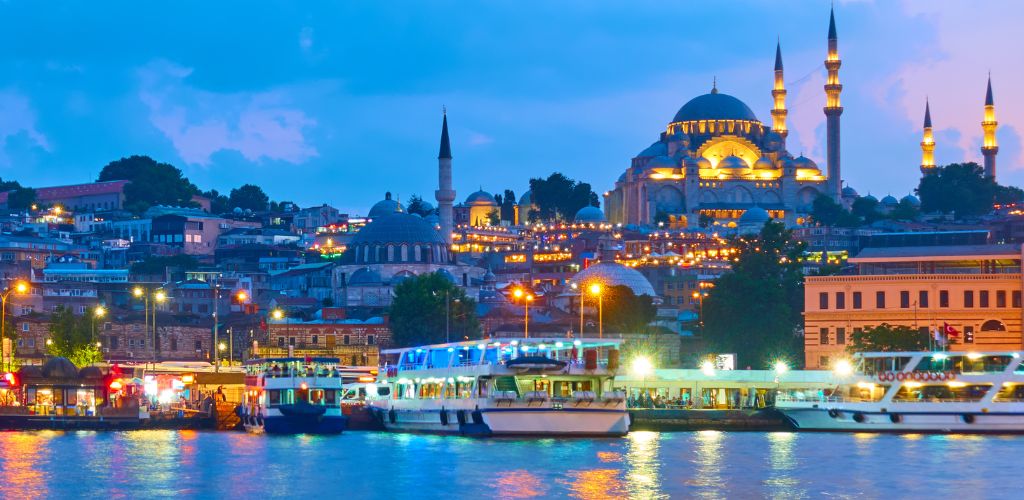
[{"x1": 0, "y1": 430, "x2": 1020, "y2": 498}]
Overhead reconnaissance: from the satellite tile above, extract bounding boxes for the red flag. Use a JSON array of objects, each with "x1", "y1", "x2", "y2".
[{"x1": 944, "y1": 322, "x2": 960, "y2": 338}]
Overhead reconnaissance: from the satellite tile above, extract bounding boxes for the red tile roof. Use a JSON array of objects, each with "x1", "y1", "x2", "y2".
[{"x1": 0, "y1": 180, "x2": 129, "y2": 204}]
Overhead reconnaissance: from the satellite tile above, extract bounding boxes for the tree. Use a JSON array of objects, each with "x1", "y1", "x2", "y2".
[
  {"x1": 500, "y1": 189, "x2": 517, "y2": 222},
  {"x1": 203, "y1": 189, "x2": 231, "y2": 214},
  {"x1": 702, "y1": 221, "x2": 806, "y2": 368},
  {"x1": 847, "y1": 323, "x2": 930, "y2": 353},
  {"x1": 406, "y1": 194, "x2": 435, "y2": 217},
  {"x1": 130, "y1": 254, "x2": 200, "y2": 276},
  {"x1": 698, "y1": 213, "x2": 715, "y2": 229},
  {"x1": 47, "y1": 306, "x2": 103, "y2": 367},
  {"x1": 7, "y1": 187, "x2": 37, "y2": 210},
  {"x1": 850, "y1": 196, "x2": 881, "y2": 224},
  {"x1": 603, "y1": 285, "x2": 657, "y2": 333},
  {"x1": 653, "y1": 210, "x2": 670, "y2": 226},
  {"x1": 487, "y1": 209, "x2": 500, "y2": 226},
  {"x1": 389, "y1": 272, "x2": 480, "y2": 347},
  {"x1": 0, "y1": 178, "x2": 21, "y2": 191},
  {"x1": 99, "y1": 155, "x2": 199, "y2": 213},
  {"x1": 888, "y1": 199, "x2": 919, "y2": 221},
  {"x1": 916, "y1": 162, "x2": 1018, "y2": 218},
  {"x1": 811, "y1": 195, "x2": 859, "y2": 227},
  {"x1": 528, "y1": 173, "x2": 599, "y2": 222},
  {"x1": 228, "y1": 184, "x2": 269, "y2": 212}
]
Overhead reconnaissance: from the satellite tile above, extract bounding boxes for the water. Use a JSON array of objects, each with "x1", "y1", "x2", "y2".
[{"x1": 0, "y1": 430, "x2": 1020, "y2": 499}]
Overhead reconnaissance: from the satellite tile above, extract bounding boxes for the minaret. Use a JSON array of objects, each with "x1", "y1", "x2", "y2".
[
  {"x1": 920, "y1": 99, "x2": 936, "y2": 174},
  {"x1": 981, "y1": 74, "x2": 998, "y2": 179},
  {"x1": 435, "y1": 110, "x2": 455, "y2": 245},
  {"x1": 823, "y1": 7, "x2": 843, "y2": 199},
  {"x1": 771, "y1": 39, "x2": 788, "y2": 139}
]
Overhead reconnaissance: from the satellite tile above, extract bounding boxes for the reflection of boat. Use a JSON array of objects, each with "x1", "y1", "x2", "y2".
[
  {"x1": 240, "y1": 357, "x2": 348, "y2": 434},
  {"x1": 370, "y1": 338, "x2": 629, "y2": 436},
  {"x1": 777, "y1": 351, "x2": 1024, "y2": 433}
]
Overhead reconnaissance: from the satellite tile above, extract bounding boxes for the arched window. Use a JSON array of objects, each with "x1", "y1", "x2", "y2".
[
  {"x1": 981, "y1": 320, "x2": 1006, "y2": 331},
  {"x1": 401, "y1": 245, "x2": 408, "y2": 262},
  {"x1": 387, "y1": 245, "x2": 395, "y2": 262},
  {"x1": 414, "y1": 245, "x2": 422, "y2": 262}
]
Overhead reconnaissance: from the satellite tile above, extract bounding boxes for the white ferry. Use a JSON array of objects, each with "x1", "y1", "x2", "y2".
[
  {"x1": 777, "y1": 351, "x2": 1024, "y2": 433},
  {"x1": 369, "y1": 338, "x2": 630, "y2": 436},
  {"x1": 240, "y1": 357, "x2": 349, "y2": 434}
]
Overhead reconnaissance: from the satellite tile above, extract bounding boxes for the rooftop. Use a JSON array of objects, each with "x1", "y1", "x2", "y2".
[{"x1": 851, "y1": 244, "x2": 1021, "y2": 263}]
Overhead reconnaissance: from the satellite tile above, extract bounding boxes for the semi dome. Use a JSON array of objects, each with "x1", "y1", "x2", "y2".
[
  {"x1": 570, "y1": 262, "x2": 657, "y2": 297},
  {"x1": 718, "y1": 155, "x2": 748, "y2": 169},
  {"x1": 739, "y1": 206, "x2": 771, "y2": 224},
  {"x1": 881, "y1": 195, "x2": 899, "y2": 206},
  {"x1": 348, "y1": 267, "x2": 383, "y2": 285},
  {"x1": 672, "y1": 91, "x2": 760, "y2": 123},
  {"x1": 352, "y1": 212, "x2": 445, "y2": 246},
  {"x1": 793, "y1": 155, "x2": 818, "y2": 170},
  {"x1": 901, "y1": 194, "x2": 921, "y2": 207},
  {"x1": 842, "y1": 186, "x2": 859, "y2": 197},
  {"x1": 574, "y1": 206, "x2": 606, "y2": 223},
  {"x1": 753, "y1": 156, "x2": 775, "y2": 170},
  {"x1": 42, "y1": 357, "x2": 78, "y2": 379},
  {"x1": 637, "y1": 141, "x2": 668, "y2": 158},
  {"x1": 863, "y1": 194, "x2": 878, "y2": 203},
  {"x1": 646, "y1": 155, "x2": 676, "y2": 170},
  {"x1": 465, "y1": 190, "x2": 498, "y2": 206},
  {"x1": 368, "y1": 192, "x2": 404, "y2": 218}
]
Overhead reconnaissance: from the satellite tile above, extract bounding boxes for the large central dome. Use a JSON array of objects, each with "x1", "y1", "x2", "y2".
[{"x1": 672, "y1": 91, "x2": 759, "y2": 123}]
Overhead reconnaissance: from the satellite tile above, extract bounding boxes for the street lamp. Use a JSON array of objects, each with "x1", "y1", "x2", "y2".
[
  {"x1": 570, "y1": 282, "x2": 584, "y2": 336},
  {"x1": 1, "y1": 280, "x2": 28, "y2": 371},
  {"x1": 153, "y1": 291, "x2": 167, "y2": 359},
  {"x1": 589, "y1": 283, "x2": 603, "y2": 338},
  {"x1": 513, "y1": 288, "x2": 533, "y2": 338},
  {"x1": 92, "y1": 305, "x2": 106, "y2": 344}
]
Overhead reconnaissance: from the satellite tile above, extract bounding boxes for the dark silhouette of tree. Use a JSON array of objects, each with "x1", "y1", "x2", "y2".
[
  {"x1": 500, "y1": 189, "x2": 517, "y2": 222},
  {"x1": 848, "y1": 323, "x2": 930, "y2": 353},
  {"x1": 7, "y1": 187, "x2": 36, "y2": 210},
  {"x1": 405, "y1": 194, "x2": 435, "y2": 217},
  {"x1": 99, "y1": 155, "x2": 199, "y2": 214},
  {"x1": 917, "y1": 162, "x2": 1022, "y2": 218},
  {"x1": 228, "y1": 184, "x2": 269, "y2": 212},
  {"x1": 528, "y1": 173, "x2": 599, "y2": 222},
  {"x1": 389, "y1": 272, "x2": 479, "y2": 347},
  {"x1": 203, "y1": 189, "x2": 231, "y2": 214},
  {"x1": 603, "y1": 285, "x2": 657, "y2": 333}
]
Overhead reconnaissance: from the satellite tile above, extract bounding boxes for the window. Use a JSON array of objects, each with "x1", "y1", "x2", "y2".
[
  {"x1": 278, "y1": 337, "x2": 285, "y2": 347},
  {"x1": 964, "y1": 291, "x2": 974, "y2": 308},
  {"x1": 128, "y1": 339, "x2": 135, "y2": 347},
  {"x1": 876, "y1": 291, "x2": 886, "y2": 309},
  {"x1": 900, "y1": 291, "x2": 910, "y2": 309},
  {"x1": 819, "y1": 356, "x2": 830, "y2": 368},
  {"x1": 27, "y1": 338, "x2": 34, "y2": 348},
  {"x1": 819, "y1": 328, "x2": 829, "y2": 345},
  {"x1": 367, "y1": 335, "x2": 376, "y2": 346},
  {"x1": 818, "y1": 292, "x2": 828, "y2": 310},
  {"x1": 170, "y1": 338, "x2": 177, "y2": 351},
  {"x1": 1014, "y1": 291, "x2": 1022, "y2": 308},
  {"x1": 852, "y1": 292, "x2": 862, "y2": 309},
  {"x1": 312, "y1": 335, "x2": 318, "y2": 345},
  {"x1": 939, "y1": 290, "x2": 949, "y2": 308},
  {"x1": 139, "y1": 339, "x2": 145, "y2": 348},
  {"x1": 919, "y1": 291, "x2": 928, "y2": 308},
  {"x1": 195, "y1": 340, "x2": 202, "y2": 351},
  {"x1": 111, "y1": 337, "x2": 119, "y2": 349},
  {"x1": 980, "y1": 291, "x2": 990, "y2": 308},
  {"x1": 964, "y1": 326, "x2": 976, "y2": 343},
  {"x1": 289, "y1": 337, "x2": 296, "y2": 346},
  {"x1": 268, "y1": 390, "x2": 281, "y2": 406},
  {"x1": 21, "y1": 322, "x2": 29, "y2": 332},
  {"x1": 343, "y1": 335, "x2": 350, "y2": 345},
  {"x1": 836, "y1": 327, "x2": 846, "y2": 345},
  {"x1": 836, "y1": 292, "x2": 846, "y2": 310},
  {"x1": 997, "y1": 291, "x2": 1007, "y2": 308}
]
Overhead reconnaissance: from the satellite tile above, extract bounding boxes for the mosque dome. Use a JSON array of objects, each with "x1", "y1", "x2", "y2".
[
  {"x1": 718, "y1": 155, "x2": 748, "y2": 169},
  {"x1": 763, "y1": 131, "x2": 785, "y2": 151},
  {"x1": 646, "y1": 155, "x2": 676, "y2": 170},
  {"x1": 637, "y1": 141, "x2": 668, "y2": 158},
  {"x1": 881, "y1": 195, "x2": 899, "y2": 206},
  {"x1": 41, "y1": 357, "x2": 78, "y2": 379},
  {"x1": 696, "y1": 157, "x2": 713, "y2": 170},
  {"x1": 739, "y1": 206, "x2": 771, "y2": 225},
  {"x1": 570, "y1": 262, "x2": 657, "y2": 297},
  {"x1": 842, "y1": 186, "x2": 859, "y2": 198},
  {"x1": 348, "y1": 267, "x2": 383, "y2": 285},
  {"x1": 672, "y1": 91, "x2": 760, "y2": 123},
  {"x1": 368, "y1": 192, "x2": 404, "y2": 219},
  {"x1": 574, "y1": 206, "x2": 607, "y2": 223},
  {"x1": 863, "y1": 194, "x2": 879, "y2": 203},
  {"x1": 901, "y1": 194, "x2": 921, "y2": 206},
  {"x1": 682, "y1": 155, "x2": 701, "y2": 169},
  {"x1": 753, "y1": 156, "x2": 775, "y2": 170},
  {"x1": 793, "y1": 155, "x2": 818, "y2": 170},
  {"x1": 781, "y1": 156, "x2": 797, "y2": 169},
  {"x1": 465, "y1": 190, "x2": 498, "y2": 206},
  {"x1": 347, "y1": 212, "x2": 449, "y2": 265}
]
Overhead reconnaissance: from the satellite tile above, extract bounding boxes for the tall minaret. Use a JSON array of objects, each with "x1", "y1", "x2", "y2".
[
  {"x1": 823, "y1": 6, "x2": 843, "y2": 199},
  {"x1": 435, "y1": 110, "x2": 455, "y2": 245},
  {"x1": 920, "y1": 99, "x2": 936, "y2": 174},
  {"x1": 771, "y1": 39, "x2": 788, "y2": 139},
  {"x1": 981, "y1": 74, "x2": 998, "y2": 179}
]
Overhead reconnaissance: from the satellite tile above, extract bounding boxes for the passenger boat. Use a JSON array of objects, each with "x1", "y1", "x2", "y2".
[
  {"x1": 777, "y1": 351, "x2": 1024, "y2": 433},
  {"x1": 240, "y1": 357, "x2": 349, "y2": 434},
  {"x1": 369, "y1": 338, "x2": 630, "y2": 436}
]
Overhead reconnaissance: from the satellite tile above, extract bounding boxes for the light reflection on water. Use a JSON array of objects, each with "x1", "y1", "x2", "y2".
[{"x1": 0, "y1": 431, "x2": 1022, "y2": 498}]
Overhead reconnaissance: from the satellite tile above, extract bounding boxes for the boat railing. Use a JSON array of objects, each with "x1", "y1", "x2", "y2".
[{"x1": 892, "y1": 398, "x2": 987, "y2": 403}]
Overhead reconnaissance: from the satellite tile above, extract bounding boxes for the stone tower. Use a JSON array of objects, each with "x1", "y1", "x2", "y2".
[
  {"x1": 435, "y1": 111, "x2": 455, "y2": 245},
  {"x1": 823, "y1": 7, "x2": 843, "y2": 199},
  {"x1": 981, "y1": 74, "x2": 998, "y2": 179},
  {"x1": 920, "y1": 99, "x2": 936, "y2": 174},
  {"x1": 771, "y1": 40, "x2": 788, "y2": 139}
]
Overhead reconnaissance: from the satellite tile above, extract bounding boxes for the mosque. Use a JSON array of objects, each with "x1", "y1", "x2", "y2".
[{"x1": 604, "y1": 9, "x2": 846, "y2": 229}]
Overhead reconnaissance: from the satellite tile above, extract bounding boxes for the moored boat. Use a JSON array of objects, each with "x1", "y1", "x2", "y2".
[
  {"x1": 369, "y1": 338, "x2": 630, "y2": 436},
  {"x1": 777, "y1": 351, "x2": 1024, "y2": 433},
  {"x1": 240, "y1": 357, "x2": 349, "y2": 434}
]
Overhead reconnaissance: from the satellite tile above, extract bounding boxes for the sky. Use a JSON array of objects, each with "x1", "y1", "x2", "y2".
[{"x1": 0, "y1": 0, "x2": 1022, "y2": 215}]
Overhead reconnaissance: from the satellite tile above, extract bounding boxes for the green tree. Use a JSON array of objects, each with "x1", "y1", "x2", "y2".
[
  {"x1": 0, "y1": 178, "x2": 22, "y2": 191},
  {"x1": 99, "y1": 155, "x2": 199, "y2": 213},
  {"x1": 487, "y1": 209, "x2": 500, "y2": 226},
  {"x1": 850, "y1": 196, "x2": 881, "y2": 224},
  {"x1": 528, "y1": 173, "x2": 599, "y2": 222},
  {"x1": 811, "y1": 195, "x2": 859, "y2": 227},
  {"x1": 847, "y1": 323, "x2": 930, "y2": 353},
  {"x1": 916, "y1": 162, "x2": 1018, "y2": 218},
  {"x1": 203, "y1": 189, "x2": 231, "y2": 214},
  {"x1": 698, "y1": 213, "x2": 715, "y2": 229},
  {"x1": 888, "y1": 198, "x2": 920, "y2": 221},
  {"x1": 130, "y1": 254, "x2": 200, "y2": 276},
  {"x1": 603, "y1": 285, "x2": 657, "y2": 333},
  {"x1": 500, "y1": 189, "x2": 517, "y2": 222},
  {"x1": 389, "y1": 272, "x2": 480, "y2": 347},
  {"x1": 8, "y1": 187, "x2": 37, "y2": 210},
  {"x1": 47, "y1": 306, "x2": 103, "y2": 367},
  {"x1": 406, "y1": 194, "x2": 435, "y2": 217},
  {"x1": 702, "y1": 221, "x2": 805, "y2": 368},
  {"x1": 228, "y1": 184, "x2": 269, "y2": 212}
]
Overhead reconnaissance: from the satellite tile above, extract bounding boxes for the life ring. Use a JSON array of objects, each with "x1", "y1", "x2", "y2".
[
  {"x1": 936, "y1": 371, "x2": 947, "y2": 381},
  {"x1": 946, "y1": 371, "x2": 957, "y2": 381},
  {"x1": 827, "y1": 409, "x2": 839, "y2": 418},
  {"x1": 895, "y1": 372, "x2": 906, "y2": 381},
  {"x1": 388, "y1": 408, "x2": 397, "y2": 424},
  {"x1": 889, "y1": 413, "x2": 901, "y2": 423},
  {"x1": 456, "y1": 410, "x2": 467, "y2": 425},
  {"x1": 440, "y1": 408, "x2": 449, "y2": 426},
  {"x1": 962, "y1": 414, "x2": 975, "y2": 424},
  {"x1": 852, "y1": 413, "x2": 865, "y2": 423}
]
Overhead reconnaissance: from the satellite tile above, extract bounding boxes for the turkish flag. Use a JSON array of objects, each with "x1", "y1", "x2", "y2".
[{"x1": 944, "y1": 322, "x2": 960, "y2": 337}]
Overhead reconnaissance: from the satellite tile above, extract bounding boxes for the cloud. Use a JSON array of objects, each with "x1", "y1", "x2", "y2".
[
  {"x1": 137, "y1": 59, "x2": 318, "y2": 166},
  {"x1": 299, "y1": 27, "x2": 314, "y2": 53},
  {"x1": 466, "y1": 130, "x2": 494, "y2": 146},
  {"x1": 0, "y1": 89, "x2": 51, "y2": 166}
]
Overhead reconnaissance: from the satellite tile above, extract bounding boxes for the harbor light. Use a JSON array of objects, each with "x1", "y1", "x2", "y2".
[
  {"x1": 272, "y1": 309, "x2": 284, "y2": 320},
  {"x1": 701, "y1": 360, "x2": 715, "y2": 376},
  {"x1": 631, "y1": 356, "x2": 654, "y2": 378},
  {"x1": 833, "y1": 359, "x2": 853, "y2": 377},
  {"x1": 773, "y1": 360, "x2": 789, "y2": 375}
]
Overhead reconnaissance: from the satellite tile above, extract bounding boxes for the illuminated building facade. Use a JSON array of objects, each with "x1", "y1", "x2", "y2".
[
  {"x1": 804, "y1": 244, "x2": 1024, "y2": 369},
  {"x1": 605, "y1": 9, "x2": 844, "y2": 228}
]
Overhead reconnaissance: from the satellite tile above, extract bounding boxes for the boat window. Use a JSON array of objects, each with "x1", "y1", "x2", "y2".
[
  {"x1": 860, "y1": 356, "x2": 913, "y2": 375},
  {"x1": 309, "y1": 389, "x2": 324, "y2": 405},
  {"x1": 994, "y1": 383, "x2": 1024, "y2": 402},
  {"x1": 894, "y1": 383, "x2": 992, "y2": 402},
  {"x1": 846, "y1": 383, "x2": 888, "y2": 402},
  {"x1": 325, "y1": 389, "x2": 337, "y2": 406},
  {"x1": 268, "y1": 390, "x2": 281, "y2": 406},
  {"x1": 959, "y1": 355, "x2": 1013, "y2": 373}
]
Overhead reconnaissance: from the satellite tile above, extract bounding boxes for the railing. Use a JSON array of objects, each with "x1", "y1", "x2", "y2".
[{"x1": 807, "y1": 273, "x2": 1022, "y2": 283}]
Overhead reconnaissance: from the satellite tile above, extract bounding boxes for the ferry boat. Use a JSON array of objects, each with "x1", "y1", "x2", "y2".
[
  {"x1": 240, "y1": 357, "x2": 349, "y2": 434},
  {"x1": 776, "y1": 351, "x2": 1024, "y2": 433},
  {"x1": 369, "y1": 338, "x2": 630, "y2": 436}
]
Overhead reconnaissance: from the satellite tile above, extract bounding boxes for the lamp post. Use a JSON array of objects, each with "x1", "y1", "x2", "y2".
[
  {"x1": 589, "y1": 283, "x2": 603, "y2": 338},
  {"x1": 512, "y1": 288, "x2": 533, "y2": 339},
  {"x1": 132, "y1": 286, "x2": 150, "y2": 349},
  {"x1": 153, "y1": 291, "x2": 167, "y2": 360},
  {"x1": 272, "y1": 308, "x2": 288, "y2": 354},
  {"x1": 571, "y1": 283, "x2": 584, "y2": 336},
  {"x1": 92, "y1": 306, "x2": 106, "y2": 344},
  {"x1": 1, "y1": 280, "x2": 28, "y2": 371}
]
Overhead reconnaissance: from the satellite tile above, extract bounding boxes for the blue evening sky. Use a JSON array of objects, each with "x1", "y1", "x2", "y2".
[{"x1": 0, "y1": 1, "x2": 1021, "y2": 214}]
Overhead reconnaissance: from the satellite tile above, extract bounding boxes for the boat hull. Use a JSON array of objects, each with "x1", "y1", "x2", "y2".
[
  {"x1": 375, "y1": 407, "x2": 629, "y2": 437},
  {"x1": 780, "y1": 407, "x2": 1024, "y2": 433},
  {"x1": 243, "y1": 413, "x2": 348, "y2": 434}
]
